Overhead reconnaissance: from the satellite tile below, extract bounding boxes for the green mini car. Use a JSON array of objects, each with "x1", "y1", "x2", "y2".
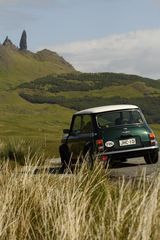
[{"x1": 59, "y1": 104, "x2": 159, "y2": 171}]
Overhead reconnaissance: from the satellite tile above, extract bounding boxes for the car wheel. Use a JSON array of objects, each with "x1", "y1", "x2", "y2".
[
  {"x1": 144, "y1": 152, "x2": 159, "y2": 164},
  {"x1": 120, "y1": 158, "x2": 127, "y2": 162},
  {"x1": 87, "y1": 150, "x2": 94, "y2": 170},
  {"x1": 83, "y1": 144, "x2": 94, "y2": 170},
  {"x1": 59, "y1": 144, "x2": 71, "y2": 173}
]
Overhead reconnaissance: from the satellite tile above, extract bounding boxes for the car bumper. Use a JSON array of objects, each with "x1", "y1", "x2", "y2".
[{"x1": 97, "y1": 146, "x2": 159, "y2": 159}]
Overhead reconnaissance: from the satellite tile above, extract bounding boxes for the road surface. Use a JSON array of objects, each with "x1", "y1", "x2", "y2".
[
  {"x1": 49, "y1": 156, "x2": 160, "y2": 179},
  {"x1": 108, "y1": 157, "x2": 160, "y2": 179},
  {"x1": 18, "y1": 155, "x2": 160, "y2": 179}
]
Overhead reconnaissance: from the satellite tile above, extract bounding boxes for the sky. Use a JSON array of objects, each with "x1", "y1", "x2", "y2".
[{"x1": 1, "y1": 0, "x2": 160, "y2": 79}]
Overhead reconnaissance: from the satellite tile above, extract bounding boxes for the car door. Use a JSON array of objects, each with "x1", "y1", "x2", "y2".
[{"x1": 67, "y1": 114, "x2": 94, "y2": 160}]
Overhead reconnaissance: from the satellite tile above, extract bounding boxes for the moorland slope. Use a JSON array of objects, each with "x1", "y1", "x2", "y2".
[
  {"x1": 18, "y1": 72, "x2": 160, "y2": 123},
  {"x1": 0, "y1": 37, "x2": 160, "y2": 156},
  {"x1": 0, "y1": 43, "x2": 75, "y2": 90}
]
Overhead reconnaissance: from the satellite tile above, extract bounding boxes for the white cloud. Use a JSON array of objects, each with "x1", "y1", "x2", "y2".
[{"x1": 47, "y1": 29, "x2": 160, "y2": 79}]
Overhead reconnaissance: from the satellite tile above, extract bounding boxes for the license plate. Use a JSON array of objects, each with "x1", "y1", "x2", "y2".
[{"x1": 119, "y1": 138, "x2": 136, "y2": 146}]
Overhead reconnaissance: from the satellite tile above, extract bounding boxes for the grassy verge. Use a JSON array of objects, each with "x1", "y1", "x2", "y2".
[
  {"x1": 0, "y1": 91, "x2": 74, "y2": 157},
  {"x1": 0, "y1": 160, "x2": 160, "y2": 240},
  {"x1": 0, "y1": 138, "x2": 48, "y2": 166}
]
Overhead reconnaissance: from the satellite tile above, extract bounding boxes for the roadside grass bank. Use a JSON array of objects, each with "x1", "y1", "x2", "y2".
[
  {"x1": 0, "y1": 161, "x2": 160, "y2": 240},
  {"x1": 0, "y1": 92, "x2": 74, "y2": 157},
  {"x1": 0, "y1": 138, "x2": 53, "y2": 167}
]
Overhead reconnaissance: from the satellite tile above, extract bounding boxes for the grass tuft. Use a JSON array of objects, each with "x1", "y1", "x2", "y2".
[{"x1": 0, "y1": 139, "x2": 46, "y2": 166}]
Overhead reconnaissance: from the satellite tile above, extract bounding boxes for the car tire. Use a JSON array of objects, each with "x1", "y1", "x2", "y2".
[
  {"x1": 87, "y1": 150, "x2": 94, "y2": 170},
  {"x1": 120, "y1": 158, "x2": 127, "y2": 162},
  {"x1": 59, "y1": 144, "x2": 71, "y2": 173},
  {"x1": 83, "y1": 144, "x2": 94, "y2": 170},
  {"x1": 144, "y1": 151, "x2": 159, "y2": 164}
]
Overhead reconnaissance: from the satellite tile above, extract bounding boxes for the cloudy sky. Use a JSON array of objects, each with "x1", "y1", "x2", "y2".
[{"x1": 1, "y1": 0, "x2": 160, "y2": 79}]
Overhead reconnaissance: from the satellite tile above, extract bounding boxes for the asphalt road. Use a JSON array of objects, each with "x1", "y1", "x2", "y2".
[
  {"x1": 18, "y1": 156, "x2": 160, "y2": 179},
  {"x1": 108, "y1": 157, "x2": 160, "y2": 179},
  {"x1": 49, "y1": 156, "x2": 160, "y2": 179}
]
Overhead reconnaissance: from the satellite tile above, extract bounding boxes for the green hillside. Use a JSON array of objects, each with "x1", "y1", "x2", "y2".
[
  {"x1": 0, "y1": 42, "x2": 160, "y2": 157},
  {"x1": 0, "y1": 90, "x2": 74, "y2": 156},
  {"x1": 0, "y1": 45, "x2": 75, "y2": 90},
  {"x1": 1, "y1": 71, "x2": 160, "y2": 156},
  {"x1": 18, "y1": 72, "x2": 160, "y2": 123},
  {"x1": 0, "y1": 43, "x2": 76, "y2": 156}
]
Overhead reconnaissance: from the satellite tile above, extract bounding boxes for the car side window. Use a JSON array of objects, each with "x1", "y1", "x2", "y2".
[
  {"x1": 72, "y1": 116, "x2": 81, "y2": 134},
  {"x1": 72, "y1": 115, "x2": 93, "y2": 134},
  {"x1": 81, "y1": 115, "x2": 93, "y2": 133}
]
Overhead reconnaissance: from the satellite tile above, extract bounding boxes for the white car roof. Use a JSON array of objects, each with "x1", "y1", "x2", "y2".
[{"x1": 75, "y1": 104, "x2": 139, "y2": 115}]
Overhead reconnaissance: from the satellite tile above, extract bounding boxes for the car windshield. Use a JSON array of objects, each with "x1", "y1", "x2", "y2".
[{"x1": 96, "y1": 110, "x2": 144, "y2": 128}]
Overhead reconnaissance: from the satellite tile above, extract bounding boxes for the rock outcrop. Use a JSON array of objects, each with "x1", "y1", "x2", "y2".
[
  {"x1": 3, "y1": 36, "x2": 16, "y2": 48},
  {"x1": 19, "y1": 30, "x2": 27, "y2": 51}
]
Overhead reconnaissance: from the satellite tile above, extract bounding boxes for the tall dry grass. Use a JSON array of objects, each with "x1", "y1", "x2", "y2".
[
  {"x1": 0, "y1": 138, "x2": 47, "y2": 166},
  {"x1": 0, "y1": 159, "x2": 160, "y2": 240}
]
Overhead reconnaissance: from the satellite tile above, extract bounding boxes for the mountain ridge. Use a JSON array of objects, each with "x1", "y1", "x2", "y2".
[{"x1": 0, "y1": 43, "x2": 76, "y2": 90}]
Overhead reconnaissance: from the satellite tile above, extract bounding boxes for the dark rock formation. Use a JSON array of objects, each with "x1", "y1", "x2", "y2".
[
  {"x1": 3, "y1": 36, "x2": 15, "y2": 47},
  {"x1": 19, "y1": 30, "x2": 27, "y2": 50}
]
